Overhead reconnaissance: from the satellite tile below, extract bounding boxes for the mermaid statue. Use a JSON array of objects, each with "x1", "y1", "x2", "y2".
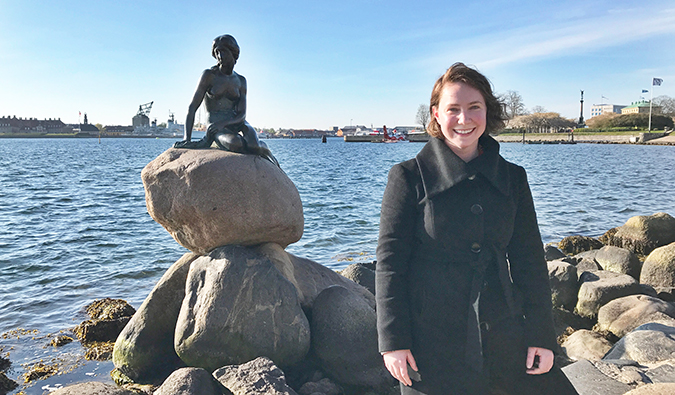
[{"x1": 174, "y1": 34, "x2": 278, "y2": 167}]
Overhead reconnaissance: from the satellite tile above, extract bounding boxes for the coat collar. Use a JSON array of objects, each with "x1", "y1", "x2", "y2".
[{"x1": 415, "y1": 134, "x2": 511, "y2": 199}]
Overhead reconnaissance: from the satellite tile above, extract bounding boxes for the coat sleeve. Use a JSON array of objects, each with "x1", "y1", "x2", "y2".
[
  {"x1": 506, "y1": 167, "x2": 557, "y2": 352},
  {"x1": 376, "y1": 163, "x2": 418, "y2": 353}
]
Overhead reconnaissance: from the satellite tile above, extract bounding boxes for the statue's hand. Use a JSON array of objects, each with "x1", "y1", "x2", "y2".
[{"x1": 174, "y1": 140, "x2": 190, "y2": 148}]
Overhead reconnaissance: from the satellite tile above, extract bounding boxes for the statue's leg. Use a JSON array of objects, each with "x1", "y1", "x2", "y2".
[
  {"x1": 238, "y1": 123, "x2": 280, "y2": 167},
  {"x1": 214, "y1": 132, "x2": 245, "y2": 153}
]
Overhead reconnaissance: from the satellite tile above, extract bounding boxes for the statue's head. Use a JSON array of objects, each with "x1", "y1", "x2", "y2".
[{"x1": 212, "y1": 35, "x2": 240, "y2": 62}]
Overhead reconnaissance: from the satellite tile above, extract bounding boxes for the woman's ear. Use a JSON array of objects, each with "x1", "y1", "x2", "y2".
[{"x1": 432, "y1": 106, "x2": 439, "y2": 122}]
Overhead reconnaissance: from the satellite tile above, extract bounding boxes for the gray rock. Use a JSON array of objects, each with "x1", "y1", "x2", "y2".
[
  {"x1": 50, "y1": 382, "x2": 135, "y2": 395},
  {"x1": 640, "y1": 242, "x2": 675, "y2": 301},
  {"x1": 604, "y1": 323, "x2": 675, "y2": 364},
  {"x1": 622, "y1": 383, "x2": 675, "y2": 394},
  {"x1": 310, "y1": 286, "x2": 393, "y2": 391},
  {"x1": 595, "y1": 245, "x2": 642, "y2": 280},
  {"x1": 213, "y1": 357, "x2": 298, "y2": 395},
  {"x1": 545, "y1": 245, "x2": 567, "y2": 261},
  {"x1": 142, "y1": 148, "x2": 304, "y2": 255},
  {"x1": 153, "y1": 367, "x2": 229, "y2": 395},
  {"x1": 258, "y1": 244, "x2": 375, "y2": 311},
  {"x1": 575, "y1": 270, "x2": 646, "y2": 319},
  {"x1": 559, "y1": 235, "x2": 604, "y2": 255},
  {"x1": 596, "y1": 294, "x2": 675, "y2": 338},
  {"x1": 561, "y1": 329, "x2": 613, "y2": 361},
  {"x1": 604, "y1": 212, "x2": 675, "y2": 255},
  {"x1": 561, "y1": 359, "x2": 632, "y2": 395},
  {"x1": 548, "y1": 259, "x2": 579, "y2": 310},
  {"x1": 592, "y1": 359, "x2": 650, "y2": 386},
  {"x1": 113, "y1": 252, "x2": 198, "y2": 382},
  {"x1": 298, "y1": 378, "x2": 343, "y2": 395},
  {"x1": 645, "y1": 362, "x2": 675, "y2": 384},
  {"x1": 575, "y1": 258, "x2": 603, "y2": 275},
  {"x1": 340, "y1": 263, "x2": 375, "y2": 296},
  {"x1": 175, "y1": 246, "x2": 310, "y2": 372}
]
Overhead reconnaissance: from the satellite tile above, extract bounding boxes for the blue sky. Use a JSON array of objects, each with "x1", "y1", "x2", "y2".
[{"x1": 1, "y1": 0, "x2": 673, "y2": 130}]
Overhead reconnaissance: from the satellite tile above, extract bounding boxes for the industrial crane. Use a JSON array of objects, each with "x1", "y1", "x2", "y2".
[{"x1": 136, "y1": 102, "x2": 153, "y2": 117}]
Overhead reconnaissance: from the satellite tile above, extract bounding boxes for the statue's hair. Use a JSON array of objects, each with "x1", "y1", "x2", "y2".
[
  {"x1": 212, "y1": 35, "x2": 240, "y2": 61},
  {"x1": 427, "y1": 62, "x2": 506, "y2": 138}
]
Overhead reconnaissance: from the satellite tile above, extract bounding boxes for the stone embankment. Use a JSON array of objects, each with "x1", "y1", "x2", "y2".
[
  {"x1": 31, "y1": 146, "x2": 675, "y2": 395},
  {"x1": 494, "y1": 132, "x2": 674, "y2": 145}
]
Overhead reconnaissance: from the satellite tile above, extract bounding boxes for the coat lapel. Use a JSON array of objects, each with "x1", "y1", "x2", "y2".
[{"x1": 415, "y1": 135, "x2": 511, "y2": 199}]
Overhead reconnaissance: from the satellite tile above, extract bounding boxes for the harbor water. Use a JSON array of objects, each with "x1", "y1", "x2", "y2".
[{"x1": 1, "y1": 137, "x2": 674, "y2": 339}]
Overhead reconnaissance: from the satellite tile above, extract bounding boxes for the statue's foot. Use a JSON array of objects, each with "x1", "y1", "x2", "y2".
[{"x1": 173, "y1": 138, "x2": 212, "y2": 149}]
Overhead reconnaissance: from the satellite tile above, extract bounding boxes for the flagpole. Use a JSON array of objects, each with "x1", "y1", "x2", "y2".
[{"x1": 649, "y1": 86, "x2": 653, "y2": 132}]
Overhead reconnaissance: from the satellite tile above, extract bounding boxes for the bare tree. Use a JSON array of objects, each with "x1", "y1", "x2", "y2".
[
  {"x1": 416, "y1": 104, "x2": 430, "y2": 131},
  {"x1": 653, "y1": 95, "x2": 675, "y2": 117},
  {"x1": 531, "y1": 105, "x2": 547, "y2": 114},
  {"x1": 499, "y1": 90, "x2": 527, "y2": 119}
]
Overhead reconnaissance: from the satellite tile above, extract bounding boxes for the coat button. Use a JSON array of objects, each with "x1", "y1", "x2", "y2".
[
  {"x1": 471, "y1": 242, "x2": 481, "y2": 253},
  {"x1": 468, "y1": 174, "x2": 476, "y2": 180},
  {"x1": 470, "y1": 204, "x2": 483, "y2": 215},
  {"x1": 480, "y1": 322, "x2": 491, "y2": 332}
]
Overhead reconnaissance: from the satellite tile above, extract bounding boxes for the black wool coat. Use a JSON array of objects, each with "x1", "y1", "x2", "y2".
[{"x1": 376, "y1": 135, "x2": 557, "y2": 394}]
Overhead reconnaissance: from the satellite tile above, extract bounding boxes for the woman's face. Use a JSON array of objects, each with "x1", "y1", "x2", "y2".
[
  {"x1": 214, "y1": 46, "x2": 235, "y2": 68},
  {"x1": 432, "y1": 82, "x2": 487, "y2": 159}
]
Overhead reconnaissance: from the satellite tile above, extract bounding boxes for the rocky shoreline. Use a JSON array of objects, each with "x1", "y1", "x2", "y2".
[{"x1": 2, "y1": 146, "x2": 675, "y2": 395}]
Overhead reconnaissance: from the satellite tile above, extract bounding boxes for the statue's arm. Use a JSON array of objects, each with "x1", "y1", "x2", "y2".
[{"x1": 183, "y1": 70, "x2": 212, "y2": 141}]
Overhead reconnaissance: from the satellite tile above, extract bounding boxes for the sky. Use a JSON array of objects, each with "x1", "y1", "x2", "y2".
[{"x1": 1, "y1": 0, "x2": 674, "y2": 130}]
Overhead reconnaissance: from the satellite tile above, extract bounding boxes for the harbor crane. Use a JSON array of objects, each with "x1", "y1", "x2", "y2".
[{"x1": 136, "y1": 102, "x2": 153, "y2": 117}]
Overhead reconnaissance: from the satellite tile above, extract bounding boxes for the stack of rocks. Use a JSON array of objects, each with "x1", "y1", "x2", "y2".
[{"x1": 107, "y1": 148, "x2": 392, "y2": 395}]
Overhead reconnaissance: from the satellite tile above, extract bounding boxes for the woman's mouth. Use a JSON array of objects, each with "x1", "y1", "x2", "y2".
[{"x1": 454, "y1": 128, "x2": 474, "y2": 135}]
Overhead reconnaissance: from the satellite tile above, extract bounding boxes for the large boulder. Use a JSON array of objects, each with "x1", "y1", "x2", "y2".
[
  {"x1": 175, "y1": 245, "x2": 310, "y2": 371},
  {"x1": 596, "y1": 294, "x2": 675, "y2": 338},
  {"x1": 548, "y1": 259, "x2": 579, "y2": 310},
  {"x1": 49, "y1": 382, "x2": 135, "y2": 395},
  {"x1": 623, "y1": 383, "x2": 675, "y2": 395},
  {"x1": 603, "y1": 212, "x2": 675, "y2": 255},
  {"x1": 561, "y1": 329, "x2": 613, "y2": 361},
  {"x1": 113, "y1": 252, "x2": 198, "y2": 383},
  {"x1": 213, "y1": 357, "x2": 298, "y2": 395},
  {"x1": 142, "y1": 148, "x2": 304, "y2": 254},
  {"x1": 340, "y1": 263, "x2": 376, "y2": 296},
  {"x1": 575, "y1": 271, "x2": 646, "y2": 319},
  {"x1": 310, "y1": 285, "x2": 393, "y2": 392},
  {"x1": 561, "y1": 359, "x2": 632, "y2": 395},
  {"x1": 595, "y1": 245, "x2": 642, "y2": 280},
  {"x1": 603, "y1": 323, "x2": 675, "y2": 364},
  {"x1": 640, "y1": 242, "x2": 675, "y2": 301}
]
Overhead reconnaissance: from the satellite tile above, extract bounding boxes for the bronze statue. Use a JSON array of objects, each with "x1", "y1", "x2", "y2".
[{"x1": 174, "y1": 35, "x2": 278, "y2": 166}]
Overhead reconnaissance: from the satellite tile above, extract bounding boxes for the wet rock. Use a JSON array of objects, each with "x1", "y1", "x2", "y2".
[
  {"x1": 595, "y1": 245, "x2": 642, "y2": 280},
  {"x1": 0, "y1": 355, "x2": 10, "y2": 371},
  {"x1": 310, "y1": 285, "x2": 393, "y2": 392},
  {"x1": 544, "y1": 245, "x2": 566, "y2": 261},
  {"x1": 548, "y1": 259, "x2": 578, "y2": 310},
  {"x1": 84, "y1": 341, "x2": 115, "y2": 360},
  {"x1": 603, "y1": 212, "x2": 675, "y2": 255},
  {"x1": 0, "y1": 372, "x2": 18, "y2": 394},
  {"x1": 340, "y1": 263, "x2": 375, "y2": 295},
  {"x1": 559, "y1": 235, "x2": 604, "y2": 255},
  {"x1": 561, "y1": 329, "x2": 613, "y2": 361},
  {"x1": 596, "y1": 294, "x2": 675, "y2": 338},
  {"x1": 213, "y1": 356, "x2": 298, "y2": 395},
  {"x1": 175, "y1": 246, "x2": 310, "y2": 372},
  {"x1": 50, "y1": 335, "x2": 74, "y2": 347},
  {"x1": 561, "y1": 359, "x2": 632, "y2": 395},
  {"x1": 23, "y1": 361, "x2": 58, "y2": 382},
  {"x1": 142, "y1": 148, "x2": 303, "y2": 255},
  {"x1": 113, "y1": 252, "x2": 197, "y2": 383},
  {"x1": 86, "y1": 298, "x2": 136, "y2": 321},
  {"x1": 640, "y1": 242, "x2": 675, "y2": 301},
  {"x1": 50, "y1": 381, "x2": 135, "y2": 395},
  {"x1": 75, "y1": 317, "x2": 130, "y2": 344},
  {"x1": 575, "y1": 270, "x2": 646, "y2": 319},
  {"x1": 297, "y1": 378, "x2": 343, "y2": 395},
  {"x1": 153, "y1": 367, "x2": 230, "y2": 395},
  {"x1": 604, "y1": 323, "x2": 675, "y2": 364}
]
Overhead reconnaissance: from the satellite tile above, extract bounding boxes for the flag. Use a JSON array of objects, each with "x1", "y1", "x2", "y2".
[
  {"x1": 653, "y1": 78, "x2": 663, "y2": 86},
  {"x1": 642, "y1": 89, "x2": 648, "y2": 93}
]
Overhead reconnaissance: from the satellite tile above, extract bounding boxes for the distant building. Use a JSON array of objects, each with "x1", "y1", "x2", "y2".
[
  {"x1": 590, "y1": 104, "x2": 626, "y2": 118},
  {"x1": 0, "y1": 116, "x2": 68, "y2": 134},
  {"x1": 104, "y1": 125, "x2": 135, "y2": 136},
  {"x1": 621, "y1": 100, "x2": 661, "y2": 115}
]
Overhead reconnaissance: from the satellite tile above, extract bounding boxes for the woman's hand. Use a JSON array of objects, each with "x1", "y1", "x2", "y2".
[
  {"x1": 526, "y1": 347, "x2": 554, "y2": 375},
  {"x1": 382, "y1": 349, "x2": 418, "y2": 386}
]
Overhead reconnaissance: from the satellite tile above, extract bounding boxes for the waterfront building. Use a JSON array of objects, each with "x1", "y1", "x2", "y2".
[
  {"x1": 0, "y1": 116, "x2": 69, "y2": 134},
  {"x1": 590, "y1": 104, "x2": 626, "y2": 118},
  {"x1": 621, "y1": 100, "x2": 661, "y2": 115}
]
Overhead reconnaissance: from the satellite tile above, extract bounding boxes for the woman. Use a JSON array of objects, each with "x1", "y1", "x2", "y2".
[
  {"x1": 174, "y1": 34, "x2": 278, "y2": 166},
  {"x1": 376, "y1": 63, "x2": 577, "y2": 394}
]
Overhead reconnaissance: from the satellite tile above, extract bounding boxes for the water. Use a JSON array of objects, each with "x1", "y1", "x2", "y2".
[{"x1": 0, "y1": 137, "x2": 674, "y2": 391}]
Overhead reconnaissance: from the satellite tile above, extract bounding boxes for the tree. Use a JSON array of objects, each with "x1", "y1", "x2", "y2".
[
  {"x1": 531, "y1": 105, "x2": 547, "y2": 114},
  {"x1": 509, "y1": 112, "x2": 575, "y2": 133},
  {"x1": 416, "y1": 104, "x2": 430, "y2": 131},
  {"x1": 653, "y1": 95, "x2": 675, "y2": 117},
  {"x1": 499, "y1": 90, "x2": 527, "y2": 119}
]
